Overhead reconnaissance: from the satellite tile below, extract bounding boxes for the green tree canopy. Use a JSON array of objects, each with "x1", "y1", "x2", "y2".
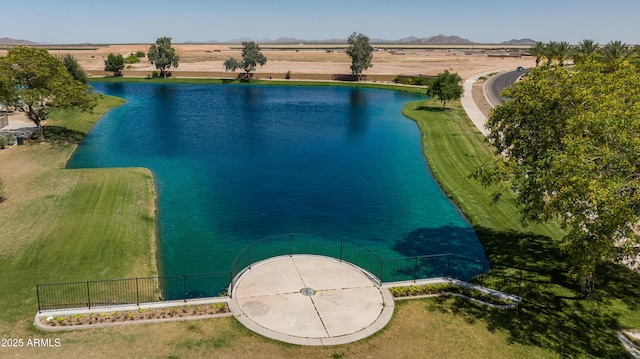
[
  {"x1": 148, "y1": 37, "x2": 179, "y2": 78},
  {"x1": 0, "y1": 46, "x2": 98, "y2": 141},
  {"x1": 58, "y1": 54, "x2": 88, "y2": 83},
  {"x1": 223, "y1": 41, "x2": 267, "y2": 79},
  {"x1": 425, "y1": 70, "x2": 463, "y2": 108},
  {"x1": 346, "y1": 32, "x2": 373, "y2": 79},
  {"x1": 104, "y1": 53, "x2": 124, "y2": 76},
  {"x1": 475, "y1": 61, "x2": 640, "y2": 291}
]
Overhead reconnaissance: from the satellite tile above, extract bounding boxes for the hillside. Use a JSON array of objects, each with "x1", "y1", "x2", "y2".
[{"x1": 0, "y1": 37, "x2": 39, "y2": 45}]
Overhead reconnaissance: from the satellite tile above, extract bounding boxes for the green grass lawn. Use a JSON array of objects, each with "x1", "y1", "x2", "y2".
[
  {"x1": 0, "y1": 90, "x2": 638, "y2": 358},
  {"x1": 0, "y1": 96, "x2": 156, "y2": 334}
]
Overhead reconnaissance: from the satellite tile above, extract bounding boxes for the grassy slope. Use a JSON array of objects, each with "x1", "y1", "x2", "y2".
[
  {"x1": 403, "y1": 98, "x2": 640, "y2": 358},
  {"x1": 0, "y1": 96, "x2": 157, "y2": 332},
  {"x1": 401, "y1": 100, "x2": 565, "y2": 250}
]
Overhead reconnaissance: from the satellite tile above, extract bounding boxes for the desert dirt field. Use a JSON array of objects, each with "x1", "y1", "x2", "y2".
[{"x1": 0, "y1": 43, "x2": 534, "y2": 80}]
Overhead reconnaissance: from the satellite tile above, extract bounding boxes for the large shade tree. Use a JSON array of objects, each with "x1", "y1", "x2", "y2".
[
  {"x1": 346, "y1": 32, "x2": 373, "y2": 80},
  {"x1": 148, "y1": 37, "x2": 179, "y2": 78},
  {"x1": 475, "y1": 60, "x2": 640, "y2": 292},
  {"x1": 425, "y1": 70, "x2": 463, "y2": 108},
  {"x1": 223, "y1": 41, "x2": 267, "y2": 79},
  {"x1": 0, "y1": 47, "x2": 98, "y2": 141}
]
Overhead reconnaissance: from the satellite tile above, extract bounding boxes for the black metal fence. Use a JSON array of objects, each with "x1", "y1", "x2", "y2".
[
  {"x1": 36, "y1": 272, "x2": 231, "y2": 312},
  {"x1": 37, "y1": 234, "x2": 522, "y2": 312}
]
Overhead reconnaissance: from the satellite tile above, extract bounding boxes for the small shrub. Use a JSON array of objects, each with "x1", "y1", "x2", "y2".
[
  {"x1": 123, "y1": 54, "x2": 140, "y2": 64},
  {"x1": 0, "y1": 132, "x2": 16, "y2": 149},
  {"x1": 135, "y1": 51, "x2": 146, "y2": 58},
  {"x1": 151, "y1": 71, "x2": 159, "y2": 78},
  {"x1": 285, "y1": 71, "x2": 291, "y2": 80},
  {"x1": 393, "y1": 75, "x2": 400, "y2": 83},
  {"x1": 413, "y1": 77, "x2": 426, "y2": 86}
]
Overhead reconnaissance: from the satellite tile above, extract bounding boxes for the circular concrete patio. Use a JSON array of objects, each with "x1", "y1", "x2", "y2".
[{"x1": 228, "y1": 255, "x2": 394, "y2": 346}]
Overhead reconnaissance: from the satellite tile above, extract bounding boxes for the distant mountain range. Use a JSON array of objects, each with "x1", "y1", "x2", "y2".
[
  {"x1": 212, "y1": 35, "x2": 537, "y2": 45},
  {"x1": 500, "y1": 38, "x2": 537, "y2": 45},
  {"x1": 0, "y1": 37, "x2": 39, "y2": 45},
  {"x1": 1, "y1": 35, "x2": 537, "y2": 46}
]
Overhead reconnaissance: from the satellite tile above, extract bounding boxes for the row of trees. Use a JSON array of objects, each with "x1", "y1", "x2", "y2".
[
  {"x1": 104, "y1": 37, "x2": 180, "y2": 77},
  {"x1": 101, "y1": 33, "x2": 376, "y2": 80},
  {"x1": 223, "y1": 32, "x2": 375, "y2": 80},
  {"x1": 529, "y1": 40, "x2": 639, "y2": 71}
]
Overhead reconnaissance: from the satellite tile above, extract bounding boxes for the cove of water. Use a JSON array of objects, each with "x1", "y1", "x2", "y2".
[{"x1": 68, "y1": 83, "x2": 486, "y2": 276}]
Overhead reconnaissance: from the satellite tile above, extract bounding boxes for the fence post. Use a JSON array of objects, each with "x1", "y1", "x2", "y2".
[
  {"x1": 340, "y1": 238, "x2": 343, "y2": 262},
  {"x1": 36, "y1": 285, "x2": 41, "y2": 313},
  {"x1": 413, "y1": 257, "x2": 418, "y2": 282},
  {"x1": 86, "y1": 281, "x2": 91, "y2": 309},
  {"x1": 136, "y1": 278, "x2": 140, "y2": 306},
  {"x1": 379, "y1": 260, "x2": 384, "y2": 284},
  {"x1": 183, "y1": 275, "x2": 187, "y2": 302},
  {"x1": 248, "y1": 245, "x2": 252, "y2": 269},
  {"x1": 289, "y1": 233, "x2": 293, "y2": 257}
]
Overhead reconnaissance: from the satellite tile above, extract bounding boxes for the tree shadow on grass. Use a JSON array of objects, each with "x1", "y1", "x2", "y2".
[
  {"x1": 416, "y1": 106, "x2": 448, "y2": 112},
  {"x1": 41, "y1": 126, "x2": 86, "y2": 145},
  {"x1": 475, "y1": 226, "x2": 570, "y2": 285},
  {"x1": 433, "y1": 226, "x2": 640, "y2": 358}
]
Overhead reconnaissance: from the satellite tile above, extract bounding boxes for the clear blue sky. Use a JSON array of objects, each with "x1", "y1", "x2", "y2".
[{"x1": 2, "y1": 0, "x2": 638, "y2": 44}]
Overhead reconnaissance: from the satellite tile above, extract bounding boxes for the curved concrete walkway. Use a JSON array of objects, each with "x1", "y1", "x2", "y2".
[
  {"x1": 461, "y1": 71, "x2": 496, "y2": 137},
  {"x1": 229, "y1": 255, "x2": 394, "y2": 346},
  {"x1": 461, "y1": 68, "x2": 518, "y2": 137}
]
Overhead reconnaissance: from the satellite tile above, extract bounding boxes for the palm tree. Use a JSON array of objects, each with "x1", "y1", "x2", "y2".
[
  {"x1": 529, "y1": 42, "x2": 546, "y2": 66},
  {"x1": 573, "y1": 39, "x2": 599, "y2": 64},
  {"x1": 555, "y1": 41, "x2": 571, "y2": 66},
  {"x1": 545, "y1": 41, "x2": 558, "y2": 64},
  {"x1": 600, "y1": 40, "x2": 634, "y2": 72},
  {"x1": 633, "y1": 45, "x2": 640, "y2": 68}
]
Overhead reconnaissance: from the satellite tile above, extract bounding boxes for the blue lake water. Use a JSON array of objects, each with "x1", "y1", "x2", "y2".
[{"x1": 68, "y1": 83, "x2": 487, "y2": 276}]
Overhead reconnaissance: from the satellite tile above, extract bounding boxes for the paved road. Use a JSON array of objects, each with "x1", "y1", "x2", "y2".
[{"x1": 485, "y1": 69, "x2": 529, "y2": 106}]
